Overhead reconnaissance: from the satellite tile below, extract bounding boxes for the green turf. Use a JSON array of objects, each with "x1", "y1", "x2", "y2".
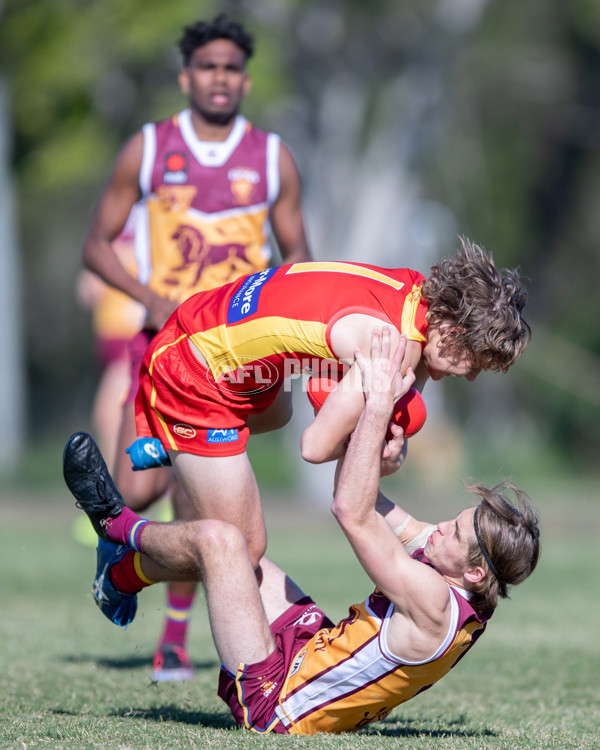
[{"x1": 1, "y1": 486, "x2": 598, "y2": 750}]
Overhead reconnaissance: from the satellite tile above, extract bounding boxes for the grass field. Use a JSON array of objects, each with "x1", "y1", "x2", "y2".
[{"x1": 1, "y1": 470, "x2": 599, "y2": 749}]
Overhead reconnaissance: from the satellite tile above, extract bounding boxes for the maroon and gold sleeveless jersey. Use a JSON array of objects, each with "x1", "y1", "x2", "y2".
[
  {"x1": 136, "y1": 110, "x2": 280, "y2": 302},
  {"x1": 274, "y1": 585, "x2": 488, "y2": 734}
]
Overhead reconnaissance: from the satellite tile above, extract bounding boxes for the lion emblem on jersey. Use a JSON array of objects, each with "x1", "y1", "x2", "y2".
[
  {"x1": 228, "y1": 166, "x2": 260, "y2": 204},
  {"x1": 164, "y1": 225, "x2": 250, "y2": 288}
]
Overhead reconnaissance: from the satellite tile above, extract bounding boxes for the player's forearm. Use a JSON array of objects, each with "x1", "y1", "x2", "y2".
[
  {"x1": 274, "y1": 230, "x2": 312, "y2": 265},
  {"x1": 82, "y1": 240, "x2": 154, "y2": 310},
  {"x1": 301, "y1": 379, "x2": 363, "y2": 464},
  {"x1": 375, "y1": 490, "x2": 409, "y2": 528},
  {"x1": 331, "y1": 406, "x2": 387, "y2": 527},
  {"x1": 301, "y1": 425, "x2": 349, "y2": 464},
  {"x1": 375, "y1": 488, "x2": 434, "y2": 538},
  {"x1": 279, "y1": 243, "x2": 312, "y2": 264}
]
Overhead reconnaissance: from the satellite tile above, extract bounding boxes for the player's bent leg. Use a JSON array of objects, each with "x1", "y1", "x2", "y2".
[
  {"x1": 135, "y1": 516, "x2": 275, "y2": 669},
  {"x1": 196, "y1": 519, "x2": 276, "y2": 672},
  {"x1": 169, "y1": 450, "x2": 268, "y2": 568}
]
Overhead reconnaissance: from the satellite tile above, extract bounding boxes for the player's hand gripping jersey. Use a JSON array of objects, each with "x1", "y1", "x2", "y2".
[{"x1": 135, "y1": 262, "x2": 428, "y2": 456}]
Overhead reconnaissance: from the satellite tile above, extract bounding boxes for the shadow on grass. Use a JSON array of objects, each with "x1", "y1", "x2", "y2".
[
  {"x1": 360, "y1": 714, "x2": 497, "y2": 739},
  {"x1": 51, "y1": 704, "x2": 498, "y2": 737},
  {"x1": 49, "y1": 706, "x2": 235, "y2": 731},
  {"x1": 111, "y1": 705, "x2": 236, "y2": 730},
  {"x1": 62, "y1": 653, "x2": 218, "y2": 671}
]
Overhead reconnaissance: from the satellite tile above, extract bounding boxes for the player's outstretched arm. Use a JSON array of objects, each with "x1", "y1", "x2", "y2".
[{"x1": 331, "y1": 330, "x2": 446, "y2": 614}]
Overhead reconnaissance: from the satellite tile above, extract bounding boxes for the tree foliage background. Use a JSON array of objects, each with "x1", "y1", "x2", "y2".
[{"x1": 1, "y1": 0, "x2": 599, "y2": 479}]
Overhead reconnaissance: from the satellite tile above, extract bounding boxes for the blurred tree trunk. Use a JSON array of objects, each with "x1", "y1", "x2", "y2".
[{"x1": 0, "y1": 77, "x2": 25, "y2": 470}]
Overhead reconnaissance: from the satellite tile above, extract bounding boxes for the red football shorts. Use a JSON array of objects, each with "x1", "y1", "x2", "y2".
[{"x1": 217, "y1": 597, "x2": 334, "y2": 733}]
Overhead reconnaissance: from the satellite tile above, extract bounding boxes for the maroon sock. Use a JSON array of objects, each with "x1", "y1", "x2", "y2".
[
  {"x1": 158, "y1": 591, "x2": 195, "y2": 646},
  {"x1": 103, "y1": 507, "x2": 151, "y2": 551}
]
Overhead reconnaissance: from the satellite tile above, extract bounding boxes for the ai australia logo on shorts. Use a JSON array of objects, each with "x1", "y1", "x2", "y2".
[
  {"x1": 207, "y1": 429, "x2": 239, "y2": 444},
  {"x1": 227, "y1": 267, "x2": 277, "y2": 323}
]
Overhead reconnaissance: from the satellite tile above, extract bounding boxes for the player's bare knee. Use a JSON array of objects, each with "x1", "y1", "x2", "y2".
[{"x1": 192, "y1": 519, "x2": 247, "y2": 559}]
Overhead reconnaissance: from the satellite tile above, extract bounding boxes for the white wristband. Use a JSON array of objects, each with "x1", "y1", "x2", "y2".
[{"x1": 393, "y1": 515, "x2": 412, "y2": 536}]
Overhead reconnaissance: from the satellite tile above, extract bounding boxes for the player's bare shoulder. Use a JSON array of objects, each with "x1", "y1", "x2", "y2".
[{"x1": 330, "y1": 314, "x2": 402, "y2": 365}]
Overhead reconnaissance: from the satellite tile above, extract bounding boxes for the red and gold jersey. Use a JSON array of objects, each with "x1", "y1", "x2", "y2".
[
  {"x1": 275, "y1": 586, "x2": 488, "y2": 735},
  {"x1": 136, "y1": 262, "x2": 428, "y2": 454},
  {"x1": 177, "y1": 261, "x2": 428, "y2": 396},
  {"x1": 136, "y1": 110, "x2": 280, "y2": 302}
]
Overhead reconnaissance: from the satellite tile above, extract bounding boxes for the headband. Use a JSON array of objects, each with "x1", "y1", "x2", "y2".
[{"x1": 473, "y1": 505, "x2": 503, "y2": 584}]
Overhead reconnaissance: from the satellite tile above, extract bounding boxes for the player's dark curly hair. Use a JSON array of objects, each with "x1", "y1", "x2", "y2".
[
  {"x1": 421, "y1": 237, "x2": 531, "y2": 373},
  {"x1": 178, "y1": 14, "x2": 254, "y2": 66},
  {"x1": 464, "y1": 480, "x2": 540, "y2": 617}
]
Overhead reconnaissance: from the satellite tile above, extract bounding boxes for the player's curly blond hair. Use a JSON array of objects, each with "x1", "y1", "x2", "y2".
[{"x1": 421, "y1": 238, "x2": 531, "y2": 373}]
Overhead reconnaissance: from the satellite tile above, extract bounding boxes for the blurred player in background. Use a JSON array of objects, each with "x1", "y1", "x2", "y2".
[
  {"x1": 80, "y1": 15, "x2": 312, "y2": 681},
  {"x1": 64, "y1": 329, "x2": 540, "y2": 734}
]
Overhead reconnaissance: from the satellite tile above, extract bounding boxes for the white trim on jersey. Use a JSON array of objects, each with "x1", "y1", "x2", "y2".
[
  {"x1": 178, "y1": 109, "x2": 247, "y2": 166},
  {"x1": 263, "y1": 132, "x2": 280, "y2": 261},
  {"x1": 378, "y1": 588, "x2": 460, "y2": 666},
  {"x1": 140, "y1": 123, "x2": 156, "y2": 197},
  {"x1": 134, "y1": 202, "x2": 152, "y2": 287},
  {"x1": 266, "y1": 132, "x2": 281, "y2": 204}
]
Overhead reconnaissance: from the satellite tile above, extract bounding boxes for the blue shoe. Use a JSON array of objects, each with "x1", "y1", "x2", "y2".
[{"x1": 93, "y1": 538, "x2": 138, "y2": 627}]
